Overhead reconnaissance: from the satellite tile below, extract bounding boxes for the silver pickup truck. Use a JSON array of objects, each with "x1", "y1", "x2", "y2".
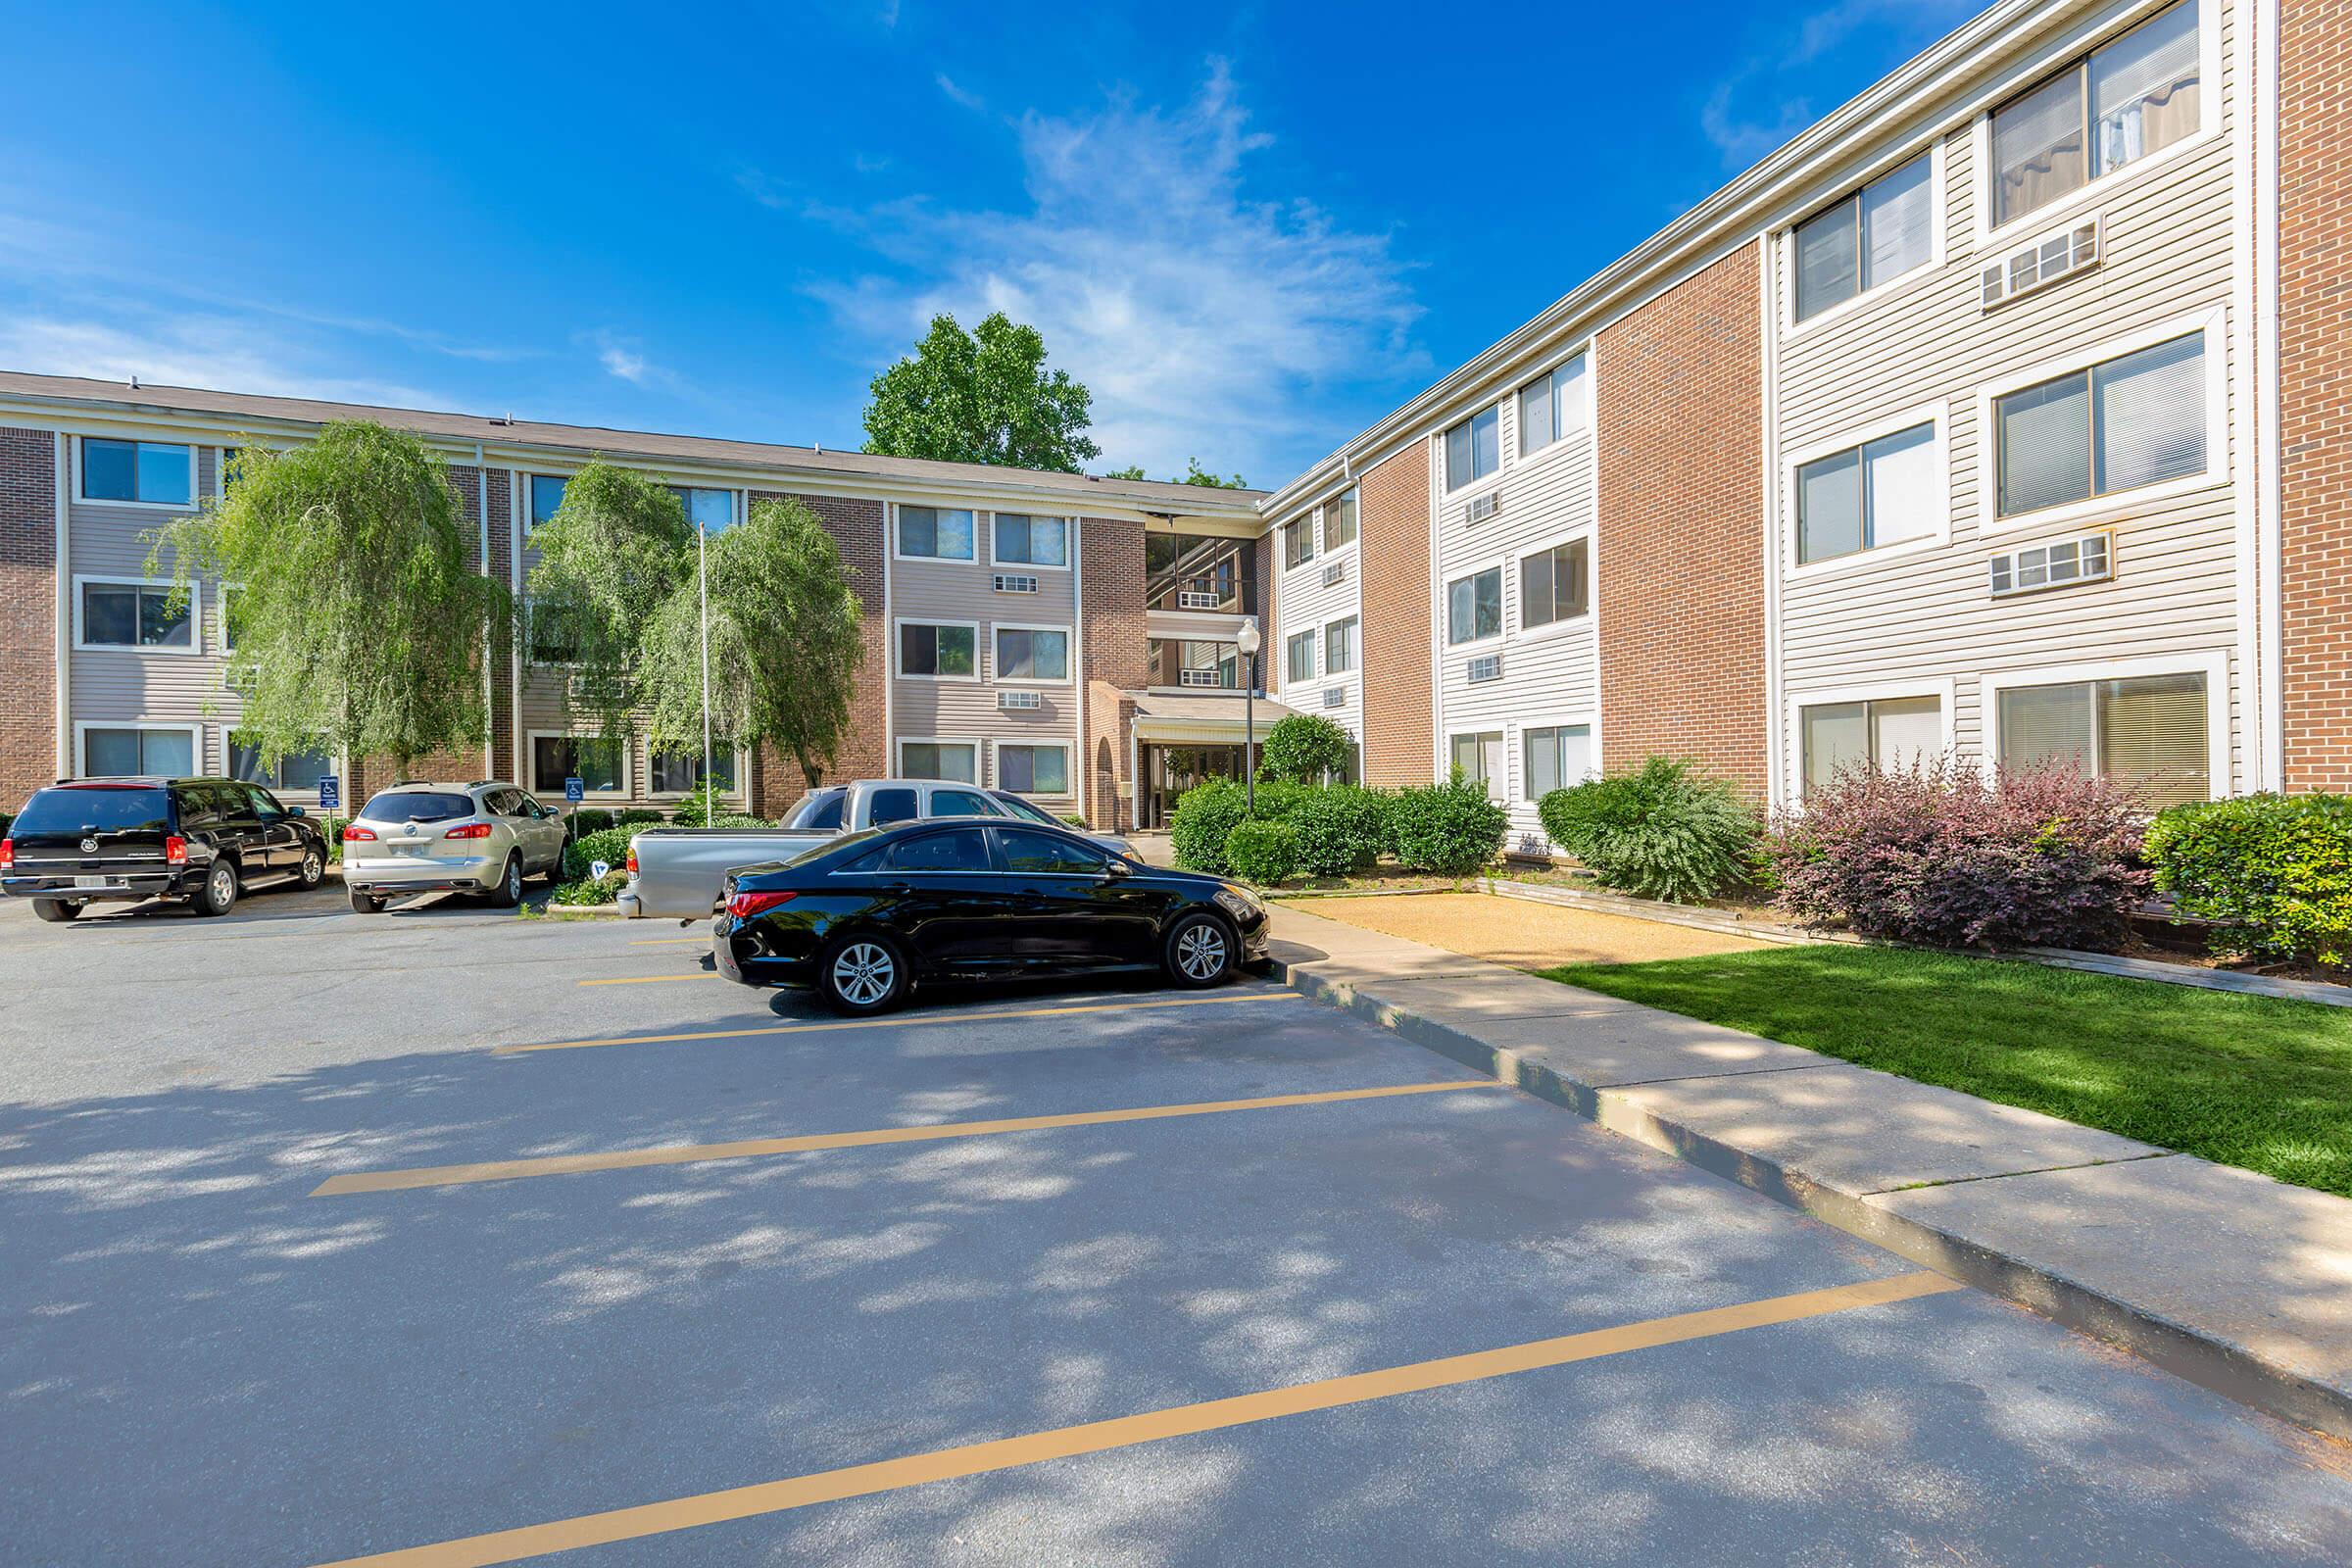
[{"x1": 616, "y1": 778, "x2": 1136, "y2": 919}]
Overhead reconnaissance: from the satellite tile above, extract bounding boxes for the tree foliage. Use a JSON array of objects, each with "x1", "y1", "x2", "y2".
[
  {"x1": 144, "y1": 420, "x2": 510, "y2": 775},
  {"x1": 861, "y1": 312, "x2": 1100, "y2": 471},
  {"x1": 1100, "y1": 458, "x2": 1249, "y2": 488},
  {"x1": 1538, "y1": 757, "x2": 1761, "y2": 904},
  {"x1": 1258, "y1": 712, "x2": 1354, "y2": 783},
  {"x1": 525, "y1": 460, "x2": 693, "y2": 743}
]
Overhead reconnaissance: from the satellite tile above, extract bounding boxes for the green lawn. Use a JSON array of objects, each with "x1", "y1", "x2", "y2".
[{"x1": 1544, "y1": 946, "x2": 2352, "y2": 1198}]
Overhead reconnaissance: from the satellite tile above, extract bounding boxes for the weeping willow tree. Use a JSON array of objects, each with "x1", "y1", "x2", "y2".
[
  {"x1": 522, "y1": 459, "x2": 692, "y2": 745},
  {"x1": 144, "y1": 420, "x2": 511, "y2": 778}
]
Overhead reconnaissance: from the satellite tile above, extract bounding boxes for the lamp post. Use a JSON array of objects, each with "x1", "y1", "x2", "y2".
[{"x1": 1236, "y1": 619, "x2": 1260, "y2": 814}]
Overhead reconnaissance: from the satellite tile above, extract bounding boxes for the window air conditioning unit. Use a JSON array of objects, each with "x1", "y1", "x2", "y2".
[
  {"x1": 1322, "y1": 561, "x2": 1347, "y2": 587},
  {"x1": 1982, "y1": 220, "x2": 2099, "y2": 310},
  {"x1": 999, "y1": 689, "x2": 1043, "y2": 710},
  {"x1": 1179, "y1": 668, "x2": 1224, "y2": 688},
  {"x1": 1989, "y1": 530, "x2": 2112, "y2": 598},
  {"x1": 1322, "y1": 686, "x2": 1346, "y2": 709},
  {"x1": 993, "y1": 573, "x2": 1039, "y2": 594},
  {"x1": 1465, "y1": 493, "x2": 1501, "y2": 526},
  {"x1": 1466, "y1": 654, "x2": 1502, "y2": 684},
  {"x1": 1177, "y1": 589, "x2": 1223, "y2": 610}
]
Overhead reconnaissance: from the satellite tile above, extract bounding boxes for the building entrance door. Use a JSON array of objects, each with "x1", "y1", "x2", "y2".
[{"x1": 1143, "y1": 744, "x2": 1249, "y2": 829}]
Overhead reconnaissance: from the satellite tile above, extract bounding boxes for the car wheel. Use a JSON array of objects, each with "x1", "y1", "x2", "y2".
[
  {"x1": 193, "y1": 859, "x2": 239, "y2": 917},
  {"x1": 31, "y1": 899, "x2": 82, "y2": 923},
  {"x1": 818, "y1": 933, "x2": 907, "y2": 1015},
  {"x1": 489, "y1": 854, "x2": 523, "y2": 908},
  {"x1": 349, "y1": 888, "x2": 385, "y2": 914},
  {"x1": 296, "y1": 846, "x2": 325, "y2": 890},
  {"x1": 1163, "y1": 911, "x2": 1235, "y2": 989}
]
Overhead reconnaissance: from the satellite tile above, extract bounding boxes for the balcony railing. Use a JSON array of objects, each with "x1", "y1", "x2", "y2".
[{"x1": 1145, "y1": 534, "x2": 1257, "y2": 616}]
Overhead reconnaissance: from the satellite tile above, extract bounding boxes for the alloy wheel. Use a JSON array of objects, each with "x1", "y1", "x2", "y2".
[
  {"x1": 831, "y1": 942, "x2": 896, "y2": 1006},
  {"x1": 1175, "y1": 923, "x2": 1227, "y2": 980}
]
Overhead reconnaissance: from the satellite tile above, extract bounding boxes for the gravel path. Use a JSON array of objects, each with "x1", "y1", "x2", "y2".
[{"x1": 1284, "y1": 890, "x2": 1771, "y2": 968}]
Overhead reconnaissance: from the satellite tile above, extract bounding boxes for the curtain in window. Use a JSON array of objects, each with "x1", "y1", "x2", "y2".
[
  {"x1": 2099, "y1": 673, "x2": 2207, "y2": 806},
  {"x1": 1523, "y1": 725, "x2": 1591, "y2": 802},
  {"x1": 1517, "y1": 375, "x2": 1552, "y2": 458},
  {"x1": 1800, "y1": 704, "x2": 1869, "y2": 795},
  {"x1": 1998, "y1": 372, "x2": 2093, "y2": 514},
  {"x1": 1795, "y1": 199, "x2": 1859, "y2": 320},
  {"x1": 1992, "y1": 71, "x2": 2088, "y2": 224},
  {"x1": 2094, "y1": 334, "x2": 2205, "y2": 493},
  {"x1": 2091, "y1": 1, "x2": 2200, "y2": 173}
]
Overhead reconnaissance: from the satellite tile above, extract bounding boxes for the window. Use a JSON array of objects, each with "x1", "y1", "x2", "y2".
[
  {"x1": 531, "y1": 735, "x2": 623, "y2": 794},
  {"x1": 993, "y1": 514, "x2": 1067, "y2": 567},
  {"x1": 1284, "y1": 514, "x2": 1316, "y2": 569},
  {"x1": 1799, "y1": 697, "x2": 1942, "y2": 795},
  {"x1": 1516, "y1": 356, "x2": 1590, "y2": 456},
  {"x1": 229, "y1": 739, "x2": 332, "y2": 793},
  {"x1": 886, "y1": 828, "x2": 992, "y2": 872},
  {"x1": 1148, "y1": 638, "x2": 1239, "y2": 689},
  {"x1": 1995, "y1": 331, "x2": 2205, "y2": 516},
  {"x1": 788, "y1": 789, "x2": 847, "y2": 830},
  {"x1": 1522, "y1": 724, "x2": 1592, "y2": 802},
  {"x1": 1796, "y1": 421, "x2": 1940, "y2": 563},
  {"x1": 1449, "y1": 731, "x2": 1503, "y2": 800},
  {"x1": 1995, "y1": 670, "x2": 2209, "y2": 806},
  {"x1": 1519, "y1": 541, "x2": 1590, "y2": 628},
  {"x1": 649, "y1": 746, "x2": 739, "y2": 795},
  {"x1": 1286, "y1": 629, "x2": 1317, "y2": 684},
  {"x1": 994, "y1": 626, "x2": 1069, "y2": 682},
  {"x1": 900, "y1": 741, "x2": 978, "y2": 783},
  {"x1": 1324, "y1": 615, "x2": 1359, "y2": 675},
  {"x1": 527, "y1": 600, "x2": 583, "y2": 664},
  {"x1": 1323, "y1": 488, "x2": 1358, "y2": 551},
  {"x1": 80, "y1": 581, "x2": 192, "y2": 649},
  {"x1": 930, "y1": 787, "x2": 1001, "y2": 817},
  {"x1": 998, "y1": 827, "x2": 1102, "y2": 872},
  {"x1": 998, "y1": 744, "x2": 1070, "y2": 795},
  {"x1": 1793, "y1": 153, "x2": 1934, "y2": 321},
  {"x1": 1991, "y1": 1, "x2": 2200, "y2": 227},
  {"x1": 1445, "y1": 406, "x2": 1500, "y2": 491},
  {"x1": 82, "y1": 726, "x2": 196, "y2": 777},
  {"x1": 867, "y1": 786, "x2": 920, "y2": 825},
  {"x1": 899, "y1": 622, "x2": 977, "y2": 679},
  {"x1": 529, "y1": 474, "x2": 567, "y2": 528},
  {"x1": 898, "y1": 505, "x2": 975, "y2": 561},
  {"x1": 1446, "y1": 566, "x2": 1502, "y2": 645},
  {"x1": 81, "y1": 439, "x2": 192, "y2": 506},
  {"x1": 665, "y1": 486, "x2": 734, "y2": 533}
]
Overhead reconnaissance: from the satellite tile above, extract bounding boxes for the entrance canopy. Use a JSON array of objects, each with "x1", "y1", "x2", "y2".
[{"x1": 1131, "y1": 691, "x2": 1300, "y2": 747}]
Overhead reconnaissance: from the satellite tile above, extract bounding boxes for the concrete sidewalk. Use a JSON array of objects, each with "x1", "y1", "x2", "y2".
[{"x1": 1265, "y1": 903, "x2": 2352, "y2": 1442}]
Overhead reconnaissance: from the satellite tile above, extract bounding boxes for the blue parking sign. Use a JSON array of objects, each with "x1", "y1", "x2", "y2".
[
  {"x1": 317, "y1": 775, "x2": 340, "y2": 811},
  {"x1": 564, "y1": 776, "x2": 585, "y2": 804}
]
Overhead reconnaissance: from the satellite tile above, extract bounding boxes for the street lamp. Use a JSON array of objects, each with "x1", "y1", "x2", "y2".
[{"x1": 1236, "y1": 619, "x2": 1260, "y2": 814}]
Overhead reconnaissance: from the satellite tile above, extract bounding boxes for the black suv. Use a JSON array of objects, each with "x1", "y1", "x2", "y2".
[{"x1": 1, "y1": 777, "x2": 329, "y2": 922}]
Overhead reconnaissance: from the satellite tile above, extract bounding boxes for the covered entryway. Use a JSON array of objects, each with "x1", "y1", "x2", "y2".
[{"x1": 1130, "y1": 692, "x2": 1299, "y2": 828}]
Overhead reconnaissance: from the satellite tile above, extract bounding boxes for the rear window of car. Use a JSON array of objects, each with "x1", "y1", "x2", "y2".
[
  {"x1": 359, "y1": 791, "x2": 476, "y2": 824},
  {"x1": 13, "y1": 786, "x2": 172, "y2": 835},
  {"x1": 866, "y1": 787, "x2": 919, "y2": 827},
  {"x1": 785, "y1": 790, "x2": 846, "y2": 830}
]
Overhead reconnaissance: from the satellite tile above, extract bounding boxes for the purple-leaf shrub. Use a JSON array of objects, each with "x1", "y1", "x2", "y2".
[{"x1": 1766, "y1": 756, "x2": 2149, "y2": 952}]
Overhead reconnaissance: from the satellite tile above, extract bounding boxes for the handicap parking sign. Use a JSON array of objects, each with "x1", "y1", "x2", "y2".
[
  {"x1": 564, "y1": 776, "x2": 585, "y2": 804},
  {"x1": 317, "y1": 775, "x2": 340, "y2": 811}
]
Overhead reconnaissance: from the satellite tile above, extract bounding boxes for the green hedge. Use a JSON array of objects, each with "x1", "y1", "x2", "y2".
[
  {"x1": 567, "y1": 807, "x2": 615, "y2": 836},
  {"x1": 562, "y1": 826, "x2": 638, "y2": 882},
  {"x1": 1389, "y1": 778, "x2": 1508, "y2": 876},
  {"x1": 1258, "y1": 713, "x2": 1354, "y2": 784},
  {"x1": 1537, "y1": 757, "x2": 1760, "y2": 904},
  {"x1": 2147, "y1": 793, "x2": 2352, "y2": 966},
  {"x1": 1225, "y1": 819, "x2": 1299, "y2": 884},
  {"x1": 1288, "y1": 785, "x2": 1391, "y2": 878},
  {"x1": 1168, "y1": 779, "x2": 1312, "y2": 874},
  {"x1": 550, "y1": 871, "x2": 626, "y2": 906}
]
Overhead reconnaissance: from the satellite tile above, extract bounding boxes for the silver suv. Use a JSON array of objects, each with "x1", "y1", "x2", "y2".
[{"x1": 341, "y1": 782, "x2": 567, "y2": 912}]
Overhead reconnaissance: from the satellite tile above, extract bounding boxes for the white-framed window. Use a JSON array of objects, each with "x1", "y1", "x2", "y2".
[
  {"x1": 1324, "y1": 615, "x2": 1359, "y2": 675},
  {"x1": 1792, "y1": 151, "x2": 1935, "y2": 323},
  {"x1": 228, "y1": 736, "x2": 335, "y2": 794},
  {"x1": 649, "y1": 744, "x2": 742, "y2": 797},
  {"x1": 1448, "y1": 730, "x2": 1504, "y2": 802},
  {"x1": 898, "y1": 738, "x2": 979, "y2": 783},
  {"x1": 79, "y1": 438, "x2": 193, "y2": 507},
  {"x1": 997, "y1": 743, "x2": 1070, "y2": 795},
  {"x1": 1987, "y1": 658, "x2": 2220, "y2": 808},
  {"x1": 1521, "y1": 723, "x2": 1592, "y2": 803},
  {"x1": 991, "y1": 514, "x2": 1069, "y2": 568},
  {"x1": 527, "y1": 473, "x2": 568, "y2": 531},
  {"x1": 897, "y1": 619, "x2": 979, "y2": 680},
  {"x1": 1518, "y1": 539, "x2": 1590, "y2": 629},
  {"x1": 1446, "y1": 565, "x2": 1502, "y2": 646},
  {"x1": 1990, "y1": 323, "x2": 2212, "y2": 522},
  {"x1": 1987, "y1": 0, "x2": 2204, "y2": 232},
  {"x1": 1284, "y1": 514, "x2": 1316, "y2": 569},
  {"x1": 1444, "y1": 405, "x2": 1500, "y2": 492},
  {"x1": 529, "y1": 732, "x2": 628, "y2": 797},
  {"x1": 74, "y1": 577, "x2": 199, "y2": 654},
  {"x1": 1794, "y1": 417, "x2": 1942, "y2": 564},
  {"x1": 665, "y1": 485, "x2": 736, "y2": 534},
  {"x1": 993, "y1": 623, "x2": 1071, "y2": 683},
  {"x1": 897, "y1": 505, "x2": 976, "y2": 562},
  {"x1": 77, "y1": 722, "x2": 202, "y2": 778},
  {"x1": 1322, "y1": 487, "x2": 1359, "y2": 552},
  {"x1": 1516, "y1": 354, "x2": 1591, "y2": 457},
  {"x1": 1286, "y1": 628, "x2": 1317, "y2": 684},
  {"x1": 1799, "y1": 695, "x2": 1944, "y2": 796}
]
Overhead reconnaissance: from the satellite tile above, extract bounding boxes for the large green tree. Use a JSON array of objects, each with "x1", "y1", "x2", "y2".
[
  {"x1": 144, "y1": 419, "x2": 510, "y2": 777},
  {"x1": 523, "y1": 460, "x2": 693, "y2": 744},
  {"x1": 861, "y1": 312, "x2": 1100, "y2": 471}
]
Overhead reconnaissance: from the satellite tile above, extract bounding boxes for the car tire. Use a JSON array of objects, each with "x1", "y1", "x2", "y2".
[
  {"x1": 193, "y1": 859, "x2": 239, "y2": 917},
  {"x1": 1162, "y1": 911, "x2": 1236, "y2": 989},
  {"x1": 31, "y1": 898, "x2": 82, "y2": 923},
  {"x1": 296, "y1": 846, "x2": 325, "y2": 890},
  {"x1": 349, "y1": 888, "x2": 386, "y2": 914},
  {"x1": 488, "y1": 854, "x2": 523, "y2": 908},
  {"x1": 817, "y1": 932, "x2": 908, "y2": 1015}
]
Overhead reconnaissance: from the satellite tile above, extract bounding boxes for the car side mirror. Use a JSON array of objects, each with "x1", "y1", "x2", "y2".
[{"x1": 1100, "y1": 858, "x2": 1131, "y2": 879}]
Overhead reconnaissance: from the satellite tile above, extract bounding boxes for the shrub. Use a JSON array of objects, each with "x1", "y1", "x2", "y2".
[
  {"x1": 668, "y1": 787, "x2": 728, "y2": 828},
  {"x1": 562, "y1": 825, "x2": 638, "y2": 882},
  {"x1": 1060, "y1": 813, "x2": 1090, "y2": 829},
  {"x1": 1765, "y1": 756, "x2": 2147, "y2": 951},
  {"x1": 613, "y1": 808, "x2": 664, "y2": 828},
  {"x1": 1537, "y1": 757, "x2": 1760, "y2": 904},
  {"x1": 2145, "y1": 793, "x2": 2352, "y2": 966},
  {"x1": 1288, "y1": 785, "x2": 1393, "y2": 879},
  {"x1": 1225, "y1": 819, "x2": 1299, "y2": 885},
  {"x1": 1389, "y1": 777, "x2": 1508, "y2": 876},
  {"x1": 550, "y1": 871, "x2": 625, "y2": 906},
  {"x1": 1170, "y1": 778, "x2": 1251, "y2": 874},
  {"x1": 566, "y1": 807, "x2": 615, "y2": 836},
  {"x1": 1258, "y1": 713, "x2": 1354, "y2": 784},
  {"x1": 708, "y1": 812, "x2": 772, "y2": 829}
]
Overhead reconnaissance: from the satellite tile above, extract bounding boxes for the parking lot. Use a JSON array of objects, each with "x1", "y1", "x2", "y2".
[{"x1": 5, "y1": 891, "x2": 2352, "y2": 1566}]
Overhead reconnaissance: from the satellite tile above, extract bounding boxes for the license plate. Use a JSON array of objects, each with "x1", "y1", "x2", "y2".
[
  {"x1": 73, "y1": 875, "x2": 114, "y2": 889},
  {"x1": 390, "y1": 844, "x2": 426, "y2": 858}
]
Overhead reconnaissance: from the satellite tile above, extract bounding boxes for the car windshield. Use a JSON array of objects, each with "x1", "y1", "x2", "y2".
[
  {"x1": 359, "y1": 791, "x2": 476, "y2": 824},
  {"x1": 13, "y1": 786, "x2": 172, "y2": 835},
  {"x1": 994, "y1": 794, "x2": 1061, "y2": 826},
  {"x1": 784, "y1": 790, "x2": 847, "y2": 830}
]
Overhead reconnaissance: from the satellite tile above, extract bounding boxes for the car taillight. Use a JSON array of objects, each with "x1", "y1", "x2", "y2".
[
  {"x1": 626, "y1": 848, "x2": 638, "y2": 874},
  {"x1": 725, "y1": 889, "x2": 797, "y2": 919},
  {"x1": 0, "y1": 838, "x2": 13, "y2": 871},
  {"x1": 342, "y1": 826, "x2": 377, "y2": 842},
  {"x1": 165, "y1": 835, "x2": 188, "y2": 866},
  {"x1": 444, "y1": 822, "x2": 494, "y2": 839}
]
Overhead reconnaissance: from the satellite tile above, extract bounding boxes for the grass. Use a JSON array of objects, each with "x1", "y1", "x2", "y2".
[{"x1": 1544, "y1": 945, "x2": 2352, "y2": 1198}]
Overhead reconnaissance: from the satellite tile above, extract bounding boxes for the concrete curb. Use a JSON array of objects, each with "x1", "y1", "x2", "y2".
[{"x1": 1270, "y1": 940, "x2": 2352, "y2": 1442}]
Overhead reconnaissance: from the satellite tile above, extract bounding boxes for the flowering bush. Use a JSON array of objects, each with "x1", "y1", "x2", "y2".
[
  {"x1": 1766, "y1": 757, "x2": 2147, "y2": 951},
  {"x1": 2146, "y1": 793, "x2": 2352, "y2": 966}
]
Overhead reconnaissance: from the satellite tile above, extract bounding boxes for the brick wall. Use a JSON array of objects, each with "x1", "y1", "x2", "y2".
[
  {"x1": 750, "y1": 491, "x2": 887, "y2": 811},
  {"x1": 1594, "y1": 242, "x2": 1768, "y2": 796},
  {"x1": 0, "y1": 427, "x2": 56, "y2": 810},
  {"x1": 1356, "y1": 442, "x2": 1432, "y2": 784},
  {"x1": 1081, "y1": 514, "x2": 1149, "y2": 830},
  {"x1": 2280, "y1": 0, "x2": 2352, "y2": 790}
]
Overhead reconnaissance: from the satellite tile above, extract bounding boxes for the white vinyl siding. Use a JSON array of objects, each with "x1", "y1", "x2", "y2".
[{"x1": 1793, "y1": 152, "x2": 1934, "y2": 321}]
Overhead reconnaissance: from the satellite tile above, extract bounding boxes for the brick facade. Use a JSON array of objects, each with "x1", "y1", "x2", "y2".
[
  {"x1": 0, "y1": 426, "x2": 57, "y2": 811},
  {"x1": 1081, "y1": 514, "x2": 1149, "y2": 830},
  {"x1": 748, "y1": 491, "x2": 888, "y2": 812},
  {"x1": 2279, "y1": 0, "x2": 2352, "y2": 791},
  {"x1": 1356, "y1": 443, "x2": 1432, "y2": 784},
  {"x1": 1594, "y1": 242, "x2": 1768, "y2": 796}
]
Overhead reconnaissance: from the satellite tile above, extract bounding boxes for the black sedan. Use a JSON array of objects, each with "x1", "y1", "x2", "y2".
[{"x1": 712, "y1": 819, "x2": 1271, "y2": 1013}]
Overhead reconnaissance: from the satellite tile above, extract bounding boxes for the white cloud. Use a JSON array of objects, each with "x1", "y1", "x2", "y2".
[
  {"x1": 0, "y1": 312, "x2": 446, "y2": 408},
  {"x1": 799, "y1": 61, "x2": 1423, "y2": 483},
  {"x1": 1701, "y1": 1, "x2": 1979, "y2": 169},
  {"x1": 935, "y1": 72, "x2": 986, "y2": 112}
]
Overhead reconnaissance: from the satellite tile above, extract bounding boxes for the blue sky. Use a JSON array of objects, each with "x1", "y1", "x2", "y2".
[{"x1": 0, "y1": 0, "x2": 1985, "y2": 487}]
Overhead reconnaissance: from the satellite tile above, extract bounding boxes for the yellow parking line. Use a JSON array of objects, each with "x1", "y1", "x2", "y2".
[
  {"x1": 499, "y1": 989, "x2": 1300, "y2": 1054},
  {"x1": 310, "y1": 1076, "x2": 1500, "y2": 1196},
  {"x1": 576, "y1": 973, "x2": 716, "y2": 986},
  {"x1": 310, "y1": 1269, "x2": 1961, "y2": 1567}
]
